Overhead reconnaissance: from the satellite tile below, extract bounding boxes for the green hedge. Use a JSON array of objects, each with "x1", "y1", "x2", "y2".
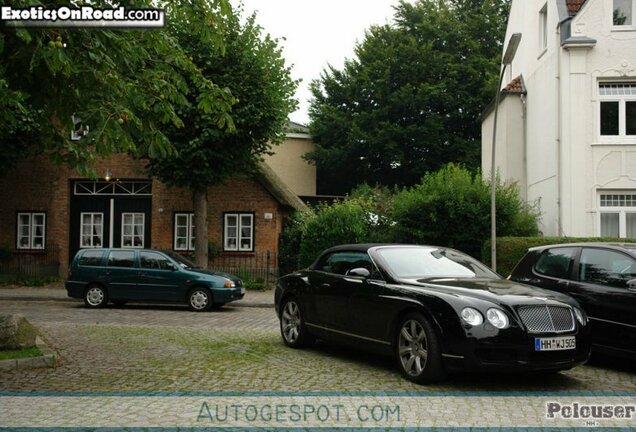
[{"x1": 481, "y1": 237, "x2": 636, "y2": 277}]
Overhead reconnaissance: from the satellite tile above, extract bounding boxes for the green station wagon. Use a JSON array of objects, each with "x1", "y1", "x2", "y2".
[{"x1": 66, "y1": 248, "x2": 245, "y2": 311}]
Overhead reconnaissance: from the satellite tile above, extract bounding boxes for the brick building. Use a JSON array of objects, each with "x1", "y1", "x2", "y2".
[{"x1": 0, "y1": 152, "x2": 308, "y2": 277}]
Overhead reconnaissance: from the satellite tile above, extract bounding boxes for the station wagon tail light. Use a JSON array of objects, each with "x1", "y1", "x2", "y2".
[
  {"x1": 224, "y1": 280, "x2": 235, "y2": 288},
  {"x1": 486, "y1": 308, "x2": 509, "y2": 329},
  {"x1": 461, "y1": 307, "x2": 483, "y2": 326},
  {"x1": 573, "y1": 307, "x2": 588, "y2": 325}
]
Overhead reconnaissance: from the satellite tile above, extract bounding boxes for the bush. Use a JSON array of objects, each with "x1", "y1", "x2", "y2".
[
  {"x1": 391, "y1": 164, "x2": 540, "y2": 258},
  {"x1": 278, "y1": 211, "x2": 308, "y2": 275},
  {"x1": 482, "y1": 236, "x2": 636, "y2": 277},
  {"x1": 299, "y1": 197, "x2": 381, "y2": 268}
]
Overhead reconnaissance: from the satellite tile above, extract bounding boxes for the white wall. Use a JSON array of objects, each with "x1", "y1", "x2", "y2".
[{"x1": 483, "y1": 0, "x2": 636, "y2": 237}]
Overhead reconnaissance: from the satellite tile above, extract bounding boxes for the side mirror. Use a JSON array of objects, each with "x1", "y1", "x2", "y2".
[
  {"x1": 167, "y1": 263, "x2": 177, "y2": 271},
  {"x1": 348, "y1": 267, "x2": 371, "y2": 278}
]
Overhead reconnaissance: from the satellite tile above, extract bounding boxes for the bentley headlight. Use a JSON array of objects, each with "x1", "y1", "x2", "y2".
[
  {"x1": 461, "y1": 307, "x2": 483, "y2": 326},
  {"x1": 486, "y1": 308, "x2": 509, "y2": 329},
  {"x1": 573, "y1": 307, "x2": 588, "y2": 325}
]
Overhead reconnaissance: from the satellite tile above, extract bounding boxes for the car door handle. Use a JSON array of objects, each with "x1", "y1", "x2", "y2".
[
  {"x1": 557, "y1": 280, "x2": 570, "y2": 287},
  {"x1": 319, "y1": 283, "x2": 330, "y2": 289}
]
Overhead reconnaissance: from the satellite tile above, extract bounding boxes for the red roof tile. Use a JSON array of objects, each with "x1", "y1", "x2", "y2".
[
  {"x1": 503, "y1": 76, "x2": 525, "y2": 93},
  {"x1": 566, "y1": 0, "x2": 587, "y2": 16}
]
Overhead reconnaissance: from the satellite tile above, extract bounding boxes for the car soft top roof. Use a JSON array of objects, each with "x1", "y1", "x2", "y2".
[{"x1": 320, "y1": 243, "x2": 445, "y2": 254}]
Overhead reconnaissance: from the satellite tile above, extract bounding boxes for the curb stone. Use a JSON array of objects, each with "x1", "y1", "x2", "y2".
[{"x1": 0, "y1": 336, "x2": 57, "y2": 371}]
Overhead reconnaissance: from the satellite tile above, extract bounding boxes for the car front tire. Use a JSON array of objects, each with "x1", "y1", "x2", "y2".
[
  {"x1": 279, "y1": 297, "x2": 315, "y2": 348},
  {"x1": 188, "y1": 287, "x2": 212, "y2": 312},
  {"x1": 395, "y1": 312, "x2": 445, "y2": 384},
  {"x1": 84, "y1": 284, "x2": 108, "y2": 308}
]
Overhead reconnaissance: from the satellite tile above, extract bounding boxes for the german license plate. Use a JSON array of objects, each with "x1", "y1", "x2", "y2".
[{"x1": 535, "y1": 336, "x2": 576, "y2": 351}]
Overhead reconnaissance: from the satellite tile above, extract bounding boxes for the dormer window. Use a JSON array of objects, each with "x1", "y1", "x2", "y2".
[{"x1": 613, "y1": 0, "x2": 634, "y2": 26}]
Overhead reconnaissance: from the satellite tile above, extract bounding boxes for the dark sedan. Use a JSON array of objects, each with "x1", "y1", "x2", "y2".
[
  {"x1": 509, "y1": 242, "x2": 636, "y2": 359},
  {"x1": 275, "y1": 244, "x2": 591, "y2": 384}
]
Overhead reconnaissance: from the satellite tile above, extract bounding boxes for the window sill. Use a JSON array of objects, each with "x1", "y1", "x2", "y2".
[
  {"x1": 14, "y1": 249, "x2": 47, "y2": 254},
  {"x1": 611, "y1": 26, "x2": 636, "y2": 32},
  {"x1": 591, "y1": 139, "x2": 636, "y2": 146},
  {"x1": 221, "y1": 251, "x2": 256, "y2": 256}
]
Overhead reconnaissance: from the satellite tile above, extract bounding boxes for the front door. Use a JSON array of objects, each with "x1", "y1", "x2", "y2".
[
  {"x1": 137, "y1": 250, "x2": 180, "y2": 301},
  {"x1": 69, "y1": 180, "x2": 152, "y2": 259}
]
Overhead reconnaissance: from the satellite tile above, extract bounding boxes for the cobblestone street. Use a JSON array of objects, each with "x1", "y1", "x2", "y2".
[{"x1": 1, "y1": 297, "x2": 635, "y2": 394}]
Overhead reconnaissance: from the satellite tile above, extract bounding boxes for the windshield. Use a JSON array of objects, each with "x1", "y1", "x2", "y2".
[
  {"x1": 375, "y1": 247, "x2": 499, "y2": 279},
  {"x1": 163, "y1": 251, "x2": 198, "y2": 269}
]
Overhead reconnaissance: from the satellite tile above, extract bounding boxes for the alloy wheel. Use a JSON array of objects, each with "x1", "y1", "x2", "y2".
[
  {"x1": 281, "y1": 301, "x2": 301, "y2": 343},
  {"x1": 398, "y1": 319, "x2": 428, "y2": 376}
]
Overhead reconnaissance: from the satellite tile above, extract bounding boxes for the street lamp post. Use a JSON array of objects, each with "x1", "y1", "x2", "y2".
[{"x1": 490, "y1": 33, "x2": 521, "y2": 273}]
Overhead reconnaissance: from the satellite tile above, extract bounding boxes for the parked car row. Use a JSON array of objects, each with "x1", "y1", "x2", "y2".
[{"x1": 65, "y1": 242, "x2": 634, "y2": 385}]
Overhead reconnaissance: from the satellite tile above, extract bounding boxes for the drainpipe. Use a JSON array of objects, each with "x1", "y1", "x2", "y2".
[
  {"x1": 521, "y1": 93, "x2": 528, "y2": 200},
  {"x1": 556, "y1": 23, "x2": 564, "y2": 236}
]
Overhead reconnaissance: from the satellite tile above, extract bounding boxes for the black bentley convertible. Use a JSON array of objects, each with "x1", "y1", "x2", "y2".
[{"x1": 274, "y1": 244, "x2": 592, "y2": 383}]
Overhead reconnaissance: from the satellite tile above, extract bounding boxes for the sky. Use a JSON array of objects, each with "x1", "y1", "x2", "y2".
[{"x1": 229, "y1": 0, "x2": 401, "y2": 125}]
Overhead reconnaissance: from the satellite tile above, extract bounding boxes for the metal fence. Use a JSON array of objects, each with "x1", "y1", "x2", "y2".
[
  {"x1": 0, "y1": 247, "x2": 61, "y2": 278},
  {"x1": 208, "y1": 251, "x2": 278, "y2": 288}
]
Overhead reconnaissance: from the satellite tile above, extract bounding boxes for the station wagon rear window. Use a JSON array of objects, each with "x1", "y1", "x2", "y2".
[
  {"x1": 107, "y1": 250, "x2": 135, "y2": 268},
  {"x1": 79, "y1": 250, "x2": 105, "y2": 266}
]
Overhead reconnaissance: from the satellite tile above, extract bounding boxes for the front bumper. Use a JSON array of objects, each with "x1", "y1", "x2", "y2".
[
  {"x1": 212, "y1": 286, "x2": 245, "y2": 303},
  {"x1": 442, "y1": 327, "x2": 592, "y2": 373}
]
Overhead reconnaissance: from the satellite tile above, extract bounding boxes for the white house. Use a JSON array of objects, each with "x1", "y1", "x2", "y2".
[{"x1": 482, "y1": 0, "x2": 636, "y2": 238}]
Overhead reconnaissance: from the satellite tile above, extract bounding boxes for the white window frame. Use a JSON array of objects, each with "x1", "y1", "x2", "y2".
[
  {"x1": 121, "y1": 212, "x2": 145, "y2": 248},
  {"x1": 612, "y1": 0, "x2": 636, "y2": 28},
  {"x1": 174, "y1": 213, "x2": 195, "y2": 251},
  {"x1": 598, "y1": 82, "x2": 636, "y2": 142},
  {"x1": 539, "y1": 4, "x2": 548, "y2": 53},
  {"x1": 16, "y1": 212, "x2": 46, "y2": 250},
  {"x1": 599, "y1": 192, "x2": 636, "y2": 238},
  {"x1": 80, "y1": 212, "x2": 104, "y2": 248},
  {"x1": 223, "y1": 213, "x2": 254, "y2": 252}
]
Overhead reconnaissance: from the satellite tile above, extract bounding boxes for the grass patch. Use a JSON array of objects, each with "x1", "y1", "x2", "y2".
[{"x1": 0, "y1": 346, "x2": 42, "y2": 360}]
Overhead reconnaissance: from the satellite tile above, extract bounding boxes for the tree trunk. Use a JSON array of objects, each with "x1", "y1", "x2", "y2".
[{"x1": 193, "y1": 187, "x2": 209, "y2": 269}]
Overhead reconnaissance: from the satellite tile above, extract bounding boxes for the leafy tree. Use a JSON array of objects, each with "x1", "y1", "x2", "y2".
[
  {"x1": 308, "y1": 0, "x2": 509, "y2": 195},
  {"x1": 391, "y1": 164, "x2": 539, "y2": 258},
  {"x1": 0, "y1": 0, "x2": 234, "y2": 174},
  {"x1": 148, "y1": 9, "x2": 297, "y2": 267}
]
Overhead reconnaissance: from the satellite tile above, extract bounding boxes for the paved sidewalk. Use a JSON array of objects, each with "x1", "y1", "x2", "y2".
[{"x1": 0, "y1": 283, "x2": 274, "y2": 307}]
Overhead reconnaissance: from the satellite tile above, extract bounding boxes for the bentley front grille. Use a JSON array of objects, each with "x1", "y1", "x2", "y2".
[{"x1": 517, "y1": 305, "x2": 575, "y2": 334}]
